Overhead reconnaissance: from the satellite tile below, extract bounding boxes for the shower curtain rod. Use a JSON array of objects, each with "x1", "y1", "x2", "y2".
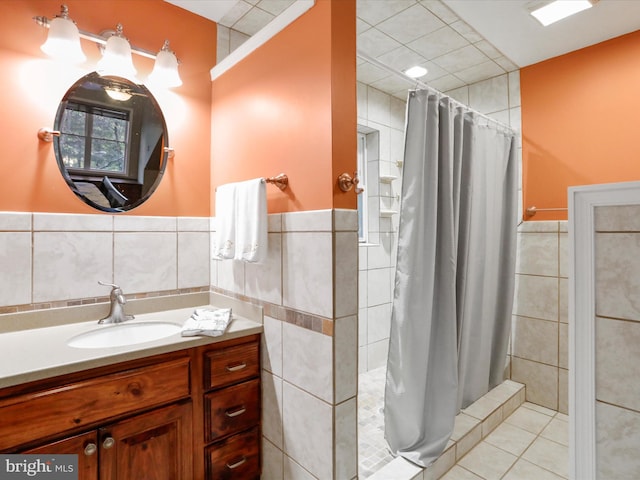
[{"x1": 356, "y1": 50, "x2": 515, "y2": 133}]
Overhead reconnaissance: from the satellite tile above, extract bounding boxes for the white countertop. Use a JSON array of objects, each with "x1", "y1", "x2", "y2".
[{"x1": 0, "y1": 305, "x2": 263, "y2": 389}]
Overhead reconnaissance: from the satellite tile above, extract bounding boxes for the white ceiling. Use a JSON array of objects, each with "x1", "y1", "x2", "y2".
[
  {"x1": 444, "y1": 0, "x2": 640, "y2": 67},
  {"x1": 165, "y1": 0, "x2": 640, "y2": 98}
]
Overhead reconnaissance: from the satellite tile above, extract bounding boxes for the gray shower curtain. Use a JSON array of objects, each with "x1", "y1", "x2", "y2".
[{"x1": 384, "y1": 89, "x2": 518, "y2": 467}]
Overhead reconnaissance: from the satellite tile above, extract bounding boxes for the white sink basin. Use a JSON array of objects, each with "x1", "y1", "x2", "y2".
[{"x1": 67, "y1": 322, "x2": 182, "y2": 349}]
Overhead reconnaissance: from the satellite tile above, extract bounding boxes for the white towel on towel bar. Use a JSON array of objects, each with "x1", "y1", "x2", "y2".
[
  {"x1": 213, "y1": 183, "x2": 236, "y2": 259},
  {"x1": 235, "y1": 178, "x2": 267, "y2": 262},
  {"x1": 214, "y1": 178, "x2": 267, "y2": 263}
]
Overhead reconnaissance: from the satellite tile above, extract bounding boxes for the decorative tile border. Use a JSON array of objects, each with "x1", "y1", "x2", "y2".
[
  {"x1": 0, "y1": 286, "x2": 210, "y2": 315},
  {"x1": 211, "y1": 286, "x2": 333, "y2": 336}
]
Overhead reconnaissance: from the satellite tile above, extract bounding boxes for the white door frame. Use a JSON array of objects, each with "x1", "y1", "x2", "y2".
[{"x1": 569, "y1": 180, "x2": 640, "y2": 479}]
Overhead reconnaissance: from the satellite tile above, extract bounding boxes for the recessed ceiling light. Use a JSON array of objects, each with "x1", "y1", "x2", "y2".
[
  {"x1": 530, "y1": 0, "x2": 595, "y2": 27},
  {"x1": 404, "y1": 66, "x2": 428, "y2": 78}
]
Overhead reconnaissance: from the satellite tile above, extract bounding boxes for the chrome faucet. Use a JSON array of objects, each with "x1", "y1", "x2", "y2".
[{"x1": 98, "y1": 281, "x2": 134, "y2": 324}]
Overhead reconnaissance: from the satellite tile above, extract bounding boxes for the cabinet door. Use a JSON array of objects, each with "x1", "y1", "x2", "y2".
[
  {"x1": 100, "y1": 402, "x2": 193, "y2": 480},
  {"x1": 24, "y1": 431, "x2": 99, "y2": 480}
]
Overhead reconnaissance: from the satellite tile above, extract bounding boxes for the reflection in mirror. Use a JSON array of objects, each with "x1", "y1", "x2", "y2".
[{"x1": 54, "y1": 72, "x2": 168, "y2": 212}]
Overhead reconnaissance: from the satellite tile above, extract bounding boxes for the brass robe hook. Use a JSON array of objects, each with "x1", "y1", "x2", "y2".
[{"x1": 338, "y1": 172, "x2": 363, "y2": 194}]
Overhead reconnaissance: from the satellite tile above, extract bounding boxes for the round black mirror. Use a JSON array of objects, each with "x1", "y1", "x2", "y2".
[{"x1": 53, "y1": 72, "x2": 168, "y2": 212}]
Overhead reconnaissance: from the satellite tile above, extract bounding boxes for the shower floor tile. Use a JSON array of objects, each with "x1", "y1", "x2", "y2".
[
  {"x1": 359, "y1": 366, "x2": 568, "y2": 480},
  {"x1": 358, "y1": 366, "x2": 393, "y2": 478}
]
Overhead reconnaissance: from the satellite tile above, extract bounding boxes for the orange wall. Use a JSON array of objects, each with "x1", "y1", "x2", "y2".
[
  {"x1": 210, "y1": 0, "x2": 356, "y2": 213},
  {"x1": 521, "y1": 30, "x2": 640, "y2": 221},
  {"x1": 0, "y1": 0, "x2": 216, "y2": 216}
]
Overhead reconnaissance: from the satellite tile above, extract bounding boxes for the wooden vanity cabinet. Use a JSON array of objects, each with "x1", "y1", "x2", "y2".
[
  {"x1": 0, "y1": 333, "x2": 262, "y2": 480},
  {"x1": 202, "y1": 338, "x2": 261, "y2": 479},
  {"x1": 23, "y1": 402, "x2": 192, "y2": 480}
]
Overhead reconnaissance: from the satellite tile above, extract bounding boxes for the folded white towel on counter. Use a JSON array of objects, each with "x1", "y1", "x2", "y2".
[
  {"x1": 213, "y1": 178, "x2": 268, "y2": 263},
  {"x1": 181, "y1": 308, "x2": 233, "y2": 337},
  {"x1": 234, "y1": 178, "x2": 267, "y2": 263},
  {"x1": 213, "y1": 184, "x2": 236, "y2": 259}
]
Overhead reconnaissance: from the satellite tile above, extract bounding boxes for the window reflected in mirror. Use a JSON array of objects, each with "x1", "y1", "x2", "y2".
[{"x1": 53, "y1": 72, "x2": 168, "y2": 212}]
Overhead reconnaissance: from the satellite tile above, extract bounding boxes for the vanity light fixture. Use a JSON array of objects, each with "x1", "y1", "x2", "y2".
[
  {"x1": 39, "y1": 5, "x2": 86, "y2": 64},
  {"x1": 104, "y1": 86, "x2": 133, "y2": 102},
  {"x1": 147, "y1": 41, "x2": 182, "y2": 88},
  {"x1": 33, "y1": 5, "x2": 183, "y2": 88},
  {"x1": 530, "y1": 0, "x2": 596, "y2": 26},
  {"x1": 96, "y1": 24, "x2": 137, "y2": 81}
]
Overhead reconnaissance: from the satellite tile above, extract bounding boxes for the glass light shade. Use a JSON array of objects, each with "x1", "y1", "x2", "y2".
[
  {"x1": 147, "y1": 46, "x2": 182, "y2": 88},
  {"x1": 97, "y1": 33, "x2": 137, "y2": 81},
  {"x1": 404, "y1": 66, "x2": 428, "y2": 78},
  {"x1": 40, "y1": 16, "x2": 86, "y2": 64}
]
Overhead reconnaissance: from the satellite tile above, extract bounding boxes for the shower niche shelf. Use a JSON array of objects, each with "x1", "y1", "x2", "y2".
[
  {"x1": 379, "y1": 174, "x2": 398, "y2": 183},
  {"x1": 380, "y1": 209, "x2": 397, "y2": 217}
]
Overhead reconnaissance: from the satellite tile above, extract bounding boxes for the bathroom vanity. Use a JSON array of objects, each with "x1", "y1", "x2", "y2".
[{"x1": 0, "y1": 301, "x2": 262, "y2": 480}]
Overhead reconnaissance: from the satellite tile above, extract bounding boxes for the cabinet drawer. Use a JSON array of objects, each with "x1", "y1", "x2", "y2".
[
  {"x1": 206, "y1": 427, "x2": 260, "y2": 480},
  {"x1": 205, "y1": 379, "x2": 260, "y2": 442},
  {"x1": 204, "y1": 341, "x2": 259, "y2": 389},
  {"x1": 0, "y1": 357, "x2": 190, "y2": 450}
]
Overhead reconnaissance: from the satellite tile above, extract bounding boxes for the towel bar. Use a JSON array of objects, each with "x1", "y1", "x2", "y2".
[{"x1": 265, "y1": 173, "x2": 288, "y2": 191}]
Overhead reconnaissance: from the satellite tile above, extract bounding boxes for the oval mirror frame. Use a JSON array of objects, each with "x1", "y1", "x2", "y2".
[{"x1": 53, "y1": 72, "x2": 168, "y2": 213}]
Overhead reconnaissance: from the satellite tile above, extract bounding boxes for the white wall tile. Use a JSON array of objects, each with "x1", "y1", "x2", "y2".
[
  {"x1": 262, "y1": 369, "x2": 284, "y2": 449},
  {"x1": 368, "y1": 338, "x2": 389, "y2": 370},
  {"x1": 177, "y1": 216, "x2": 209, "y2": 231},
  {"x1": 595, "y1": 233, "x2": 640, "y2": 321},
  {"x1": 335, "y1": 397, "x2": 358, "y2": 480},
  {"x1": 357, "y1": 81, "x2": 368, "y2": 119},
  {"x1": 335, "y1": 232, "x2": 358, "y2": 318},
  {"x1": 283, "y1": 232, "x2": 333, "y2": 317},
  {"x1": 282, "y1": 322, "x2": 333, "y2": 402},
  {"x1": 0, "y1": 233, "x2": 31, "y2": 306},
  {"x1": 511, "y1": 357, "x2": 558, "y2": 410},
  {"x1": 0, "y1": 212, "x2": 31, "y2": 230},
  {"x1": 367, "y1": 267, "x2": 392, "y2": 307},
  {"x1": 282, "y1": 210, "x2": 332, "y2": 232},
  {"x1": 367, "y1": 303, "x2": 391, "y2": 344},
  {"x1": 334, "y1": 209, "x2": 358, "y2": 232},
  {"x1": 468, "y1": 74, "x2": 509, "y2": 114},
  {"x1": 515, "y1": 232, "x2": 558, "y2": 276},
  {"x1": 335, "y1": 315, "x2": 358, "y2": 403},
  {"x1": 596, "y1": 316, "x2": 640, "y2": 412},
  {"x1": 177, "y1": 232, "x2": 209, "y2": 288},
  {"x1": 33, "y1": 232, "x2": 113, "y2": 302},
  {"x1": 358, "y1": 308, "x2": 368, "y2": 347},
  {"x1": 508, "y1": 71, "x2": 521, "y2": 108},
  {"x1": 262, "y1": 438, "x2": 284, "y2": 480},
  {"x1": 113, "y1": 215, "x2": 176, "y2": 232},
  {"x1": 262, "y1": 315, "x2": 283, "y2": 377},
  {"x1": 214, "y1": 257, "x2": 245, "y2": 294},
  {"x1": 33, "y1": 213, "x2": 112, "y2": 231},
  {"x1": 114, "y1": 232, "x2": 176, "y2": 294},
  {"x1": 512, "y1": 316, "x2": 558, "y2": 366},
  {"x1": 283, "y1": 456, "x2": 317, "y2": 480},
  {"x1": 513, "y1": 274, "x2": 558, "y2": 321},
  {"x1": 245, "y1": 233, "x2": 282, "y2": 305},
  {"x1": 282, "y1": 382, "x2": 333, "y2": 479},
  {"x1": 596, "y1": 401, "x2": 640, "y2": 479},
  {"x1": 368, "y1": 86, "x2": 391, "y2": 126},
  {"x1": 595, "y1": 204, "x2": 640, "y2": 232}
]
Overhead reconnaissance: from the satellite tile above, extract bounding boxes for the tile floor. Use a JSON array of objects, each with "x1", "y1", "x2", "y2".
[
  {"x1": 447, "y1": 402, "x2": 569, "y2": 480},
  {"x1": 358, "y1": 366, "x2": 393, "y2": 477},
  {"x1": 358, "y1": 367, "x2": 569, "y2": 480}
]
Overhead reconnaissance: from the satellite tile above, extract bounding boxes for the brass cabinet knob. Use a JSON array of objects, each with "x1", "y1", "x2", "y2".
[
  {"x1": 84, "y1": 443, "x2": 98, "y2": 456},
  {"x1": 102, "y1": 437, "x2": 115, "y2": 449}
]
